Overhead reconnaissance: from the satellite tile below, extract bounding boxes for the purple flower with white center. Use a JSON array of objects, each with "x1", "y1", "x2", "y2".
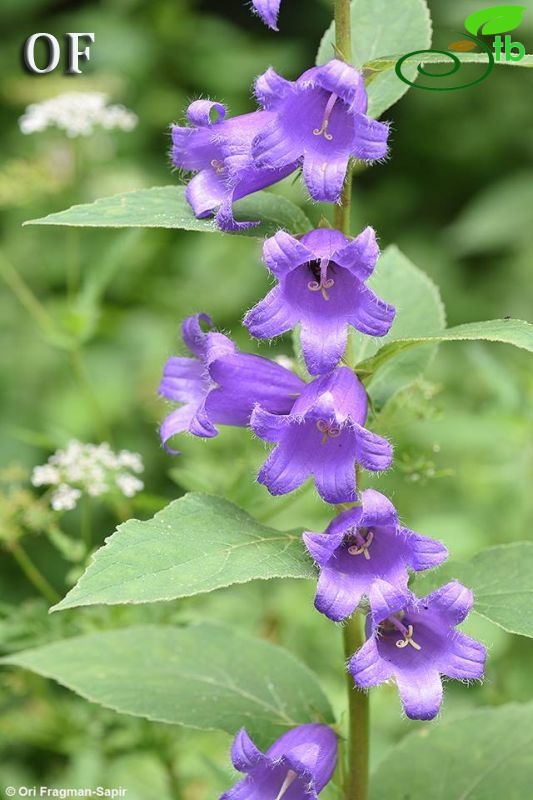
[
  {"x1": 159, "y1": 313, "x2": 304, "y2": 452},
  {"x1": 303, "y1": 489, "x2": 448, "y2": 623},
  {"x1": 251, "y1": 0, "x2": 282, "y2": 30},
  {"x1": 220, "y1": 724, "x2": 337, "y2": 800},
  {"x1": 171, "y1": 99, "x2": 295, "y2": 231},
  {"x1": 349, "y1": 581, "x2": 487, "y2": 721},
  {"x1": 244, "y1": 226, "x2": 395, "y2": 375},
  {"x1": 251, "y1": 366, "x2": 392, "y2": 504},
  {"x1": 251, "y1": 59, "x2": 390, "y2": 202}
]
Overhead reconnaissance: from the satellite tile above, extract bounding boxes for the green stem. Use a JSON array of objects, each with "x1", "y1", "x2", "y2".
[
  {"x1": 0, "y1": 252, "x2": 56, "y2": 335},
  {"x1": 0, "y1": 252, "x2": 105, "y2": 443},
  {"x1": 8, "y1": 540, "x2": 60, "y2": 605},
  {"x1": 332, "y1": 3, "x2": 369, "y2": 795},
  {"x1": 334, "y1": 0, "x2": 352, "y2": 61},
  {"x1": 334, "y1": 163, "x2": 353, "y2": 235},
  {"x1": 80, "y1": 495, "x2": 92, "y2": 552},
  {"x1": 69, "y1": 349, "x2": 112, "y2": 444},
  {"x1": 343, "y1": 614, "x2": 370, "y2": 800},
  {"x1": 333, "y1": 0, "x2": 353, "y2": 236},
  {"x1": 67, "y1": 229, "x2": 81, "y2": 301}
]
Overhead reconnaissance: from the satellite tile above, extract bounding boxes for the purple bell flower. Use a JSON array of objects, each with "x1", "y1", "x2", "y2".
[
  {"x1": 349, "y1": 581, "x2": 487, "y2": 720},
  {"x1": 171, "y1": 99, "x2": 295, "y2": 231},
  {"x1": 159, "y1": 313, "x2": 305, "y2": 452},
  {"x1": 252, "y1": 59, "x2": 390, "y2": 202},
  {"x1": 303, "y1": 489, "x2": 448, "y2": 623},
  {"x1": 244, "y1": 227, "x2": 395, "y2": 375},
  {"x1": 220, "y1": 724, "x2": 337, "y2": 800},
  {"x1": 251, "y1": 0, "x2": 282, "y2": 30},
  {"x1": 251, "y1": 367, "x2": 392, "y2": 504}
]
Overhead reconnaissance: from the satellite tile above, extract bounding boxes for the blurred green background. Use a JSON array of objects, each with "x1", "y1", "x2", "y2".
[{"x1": 0, "y1": 0, "x2": 532, "y2": 797}]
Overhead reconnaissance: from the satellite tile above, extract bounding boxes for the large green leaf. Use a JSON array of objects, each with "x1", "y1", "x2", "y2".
[
  {"x1": 353, "y1": 249, "x2": 532, "y2": 408},
  {"x1": 371, "y1": 702, "x2": 533, "y2": 799},
  {"x1": 350, "y1": 245, "x2": 446, "y2": 409},
  {"x1": 415, "y1": 543, "x2": 533, "y2": 637},
  {"x1": 52, "y1": 493, "x2": 313, "y2": 612},
  {"x1": 360, "y1": 318, "x2": 533, "y2": 375},
  {"x1": 23, "y1": 186, "x2": 312, "y2": 238},
  {"x1": 0, "y1": 623, "x2": 333, "y2": 744},
  {"x1": 316, "y1": 0, "x2": 432, "y2": 118}
]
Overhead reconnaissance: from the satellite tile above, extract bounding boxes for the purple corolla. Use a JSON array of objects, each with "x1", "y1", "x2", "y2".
[
  {"x1": 220, "y1": 724, "x2": 337, "y2": 800},
  {"x1": 171, "y1": 99, "x2": 295, "y2": 231},
  {"x1": 349, "y1": 581, "x2": 487, "y2": 720},
  {"x1": 159, "y1": 313, "x2": 304, "y2": 452},
  {"x1": 251, "y1": 367, "x2": 392, "y2": 504},
  {"x1": 303, "y1": 489, "x2": 448, "y2": 622},
  {"x1": 251, "y1": 0, "x2": 282, "y2": 30},
  {"x1": 252, "y1": 59, "x2": 390, "y2": 202},
  {"x1": 244, "y1": 226, "x2": 395, "y2": 375}
]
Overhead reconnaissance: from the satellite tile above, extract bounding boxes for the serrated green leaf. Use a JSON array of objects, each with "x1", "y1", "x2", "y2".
[
  {"x1": 23, "y1": 186, "x2": 312, "y2": 238},
  {"x1": 370, "y1": 702, "x2": 533, "y2": 799},
  {"x1": 415, "y1": 543, "x2": 533, "y2": 637},
  {"x1": 359, "y1": 319, "x2": 533, "y2": 376},
  {"x1": 350, "y1": 245, "x2": 446, "y2": 409},
  {"x1": 0, "y1": 623, "x2": 334, "y2": 744},
  {"x1": 51, "y1": 493, "x2": 313, "y2": 612},
  {"x1": 465, "y1": 5, "x2": 527, "y2": 36},
  {"x1": 317, "y1": 0, "x2": 432, "y2": 118}
]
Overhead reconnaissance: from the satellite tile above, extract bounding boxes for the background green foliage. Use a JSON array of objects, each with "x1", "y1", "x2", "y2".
[{"x1": 0, "y1": 0, "x2": 532, "y2": 796}]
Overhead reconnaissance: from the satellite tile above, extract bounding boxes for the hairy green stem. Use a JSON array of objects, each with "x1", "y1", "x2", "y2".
[
  {"x1": 8, "y1": 540, "x2": 60, "y2": 605},
  {"x1": 334, "y1": 0, "x2": 352, "y2": 62},
  {"x1": 334, "y1": 162, "x2": 353, "y2": 235},
  {"x1": 332, "y1": 2, "x2": 370, "y2": 796},
  {"x1": 333, "y1": 0, "x2": 353, "y2": 236},
  {"x1": 343, "y1": 613, "x2": 370, "y2": 800}
]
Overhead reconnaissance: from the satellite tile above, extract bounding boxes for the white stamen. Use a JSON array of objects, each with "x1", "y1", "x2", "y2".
[
  {"x1": 312, "y1": 93, "x2": 338, "y2": 141},
  {"x1": 347, "y1": 530, "x2": 374, "y2": 560},
  {"x1": 274, "y1": 769, "x2": 298, "y2": 800},
  {"x1": 395, "y1": 624, "x2": 422, "y2": 651},
  {"x1": 317, "y1": 419, "x2": 341, "y2": 444}
]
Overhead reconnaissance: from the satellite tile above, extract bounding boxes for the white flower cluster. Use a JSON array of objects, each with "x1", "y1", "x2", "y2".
[
  {"x1": 32, "y1": 441, "x2": 144, "y2": 511},
  {"x1": 19, "y1": 92, "x2": 138, "y2": 138}
]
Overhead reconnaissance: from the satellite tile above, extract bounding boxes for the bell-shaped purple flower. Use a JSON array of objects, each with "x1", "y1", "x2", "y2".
[
  {"x1": 244, "y1": 227, "x2": 395, "y2": 375},
  {"x1": 220, "y1": 724, "x2": 337, "y2": 800},
  {"x1": 349, "y1": 581, "x2": 487, "y2": 721},
  {"x1": 251, "y1": 367, "x2": 392, "y2": 504},
  {"x1": 251, "y1": 0, "x2": 282, "y2": 30},
  {"x1": 159, "y1": 313, "x2": 305, "y2": 452},
  {"x1": 252, "y1": 59, "x2": 390, "y2": 202},
  {"x1": 303, "y1": 490, "x2": 448, "y2": 623},
  {"x1": 171, "y1": 99, "x2": 295, "y2": 231}
]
